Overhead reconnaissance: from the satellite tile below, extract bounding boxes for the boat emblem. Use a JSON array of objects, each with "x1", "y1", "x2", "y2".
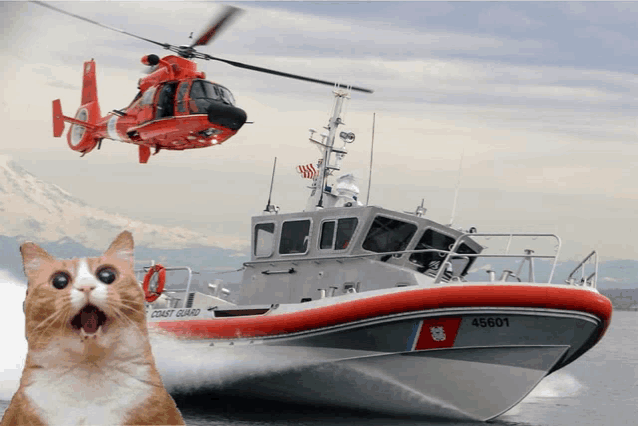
[{"x1": 430, "y1": 326, "x2": 446, "y2": 342}]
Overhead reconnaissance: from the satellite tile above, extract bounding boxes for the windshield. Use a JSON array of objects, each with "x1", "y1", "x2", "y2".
[
  {"x1": 191, "y1": 80, "x2": 236, "y2": 105},
  {"x1": 362, "y1": 216, "x2": 417, "y2": 254}
]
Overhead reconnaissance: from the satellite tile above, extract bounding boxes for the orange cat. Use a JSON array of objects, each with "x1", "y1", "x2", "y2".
[{"x1": 1, "y1": 231, "x2": 185, "y2": 426}]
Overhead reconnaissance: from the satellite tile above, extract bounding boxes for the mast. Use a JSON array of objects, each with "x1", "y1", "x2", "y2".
[{"x1": 305, "y1": 89, "x2": 353, "y2": 211}]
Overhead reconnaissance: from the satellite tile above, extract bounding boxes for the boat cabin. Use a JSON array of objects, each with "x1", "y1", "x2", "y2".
[{"x1": 239, "y1": 206, "x2": 483, "y2": 305}]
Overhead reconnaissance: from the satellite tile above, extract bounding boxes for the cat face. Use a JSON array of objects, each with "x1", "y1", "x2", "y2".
[{"x1": 20, "y1": 231, "x2": 147, "y2": 356}]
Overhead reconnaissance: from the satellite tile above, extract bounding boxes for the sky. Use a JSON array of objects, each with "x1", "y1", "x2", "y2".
[{"x1": 1, "y1": 0, "x2": 637, "y2": 261}]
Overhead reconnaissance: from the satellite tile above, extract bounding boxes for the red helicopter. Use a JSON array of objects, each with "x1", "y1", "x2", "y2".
[{"x1": 37, "y1": 2, "x2": 372, "y2": 163}]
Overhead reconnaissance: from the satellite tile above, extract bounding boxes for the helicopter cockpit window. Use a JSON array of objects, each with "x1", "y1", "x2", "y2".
[
  {"x1": 190, "y1": 81, "x2": 206, "y2": 99},
  {"x1": 190, "y1": 80, "x2": 228, "y2": 114},
  {"x1": 362, "y1": 216, "x2": 417, "y2": 254},
  {"x1": 140, "y1": 87, "x2": 156, "y2": 106},
  {"x1": 201, "y1": 81, "x2": 221, "y2": 101},
  {"x1": 216, "y1": 85, "x2": 236, "y2": 106}
]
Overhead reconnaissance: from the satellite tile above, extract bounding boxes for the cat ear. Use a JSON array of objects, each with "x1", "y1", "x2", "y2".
[
  {"x1": 20, "y1": 242, "x2": 54, "y2": 280},
  {"x1": 105, "y1": 231, "x2": 135, "y2": 267}
]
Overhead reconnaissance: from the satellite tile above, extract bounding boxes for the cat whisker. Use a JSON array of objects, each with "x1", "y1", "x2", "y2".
[
  {"x1": 105, "y1": 303, "x2": 138, "y2": 329},
  {"x1": 30, "y1": 306, "x2": 72, "y2": 346}
]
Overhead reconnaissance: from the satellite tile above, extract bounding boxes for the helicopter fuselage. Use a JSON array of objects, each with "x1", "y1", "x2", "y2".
[{"x1": 54, "y1": 56, "x2": 247, "y2": 163}]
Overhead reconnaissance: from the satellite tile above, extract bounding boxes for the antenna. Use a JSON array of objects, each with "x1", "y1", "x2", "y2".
[
  {"x1": 264, "y1": 157, "x2": 278, "y2": 213},
  {"x1": 449, "y1": 149, "x2": 464, "y2": 226},
  {"x1": 366, "y1": 113, "x2": 376, "y2": 205}
]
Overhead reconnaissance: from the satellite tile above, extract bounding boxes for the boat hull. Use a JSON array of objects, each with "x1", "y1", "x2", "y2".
[
  {"x1": 214, "y1": 343, "x2": 569, "y2": 421},
  {"x1": 148, "y1": 285, "x2": 612, "y2": 420}
]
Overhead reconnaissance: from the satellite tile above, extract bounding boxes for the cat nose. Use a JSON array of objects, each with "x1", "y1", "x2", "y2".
[{"x1": 76, "y1": 283, "x2": 96, "y2": 293}]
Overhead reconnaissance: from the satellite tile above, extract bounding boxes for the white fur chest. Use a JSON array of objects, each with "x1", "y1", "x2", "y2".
[{"x1": 25, "y1": 361, "x2": 153, "y2": 426}]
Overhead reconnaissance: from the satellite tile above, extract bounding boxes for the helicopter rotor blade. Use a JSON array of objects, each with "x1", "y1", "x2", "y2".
[
  {"x1": 189, "y1": 5, "x2": 243, "y2": 48},
  {"x1": 203, "y1": 54, "x2": 374, "y2": 94},
  {"x1": 31, "y1": 1, "x2": 171, "y2": 50}
]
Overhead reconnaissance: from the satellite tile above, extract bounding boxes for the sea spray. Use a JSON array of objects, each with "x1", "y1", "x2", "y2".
[
  {"x1": 525, "y1": 370, "x2": 584, "y2": 400},
  {"x1": 505, "y1": 370, "x2": 584, "y2": 416},
  {"x1": 148, "y1": 329, "x2": 328, "y2": 395},
  {"x1": 0, "y1": 270, "x2": 28, "y2": 402}
]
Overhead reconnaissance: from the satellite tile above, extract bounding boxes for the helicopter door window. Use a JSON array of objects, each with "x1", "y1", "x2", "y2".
[
  {"x1": 156, "y1": 82, "x2": 177, "y2": 119},
  {"x1": 176, "y1": 81, "x2": 189, "y2": 115},
  {"x1": 279, "y1": 220, "x2": 311, "y2": 255}
]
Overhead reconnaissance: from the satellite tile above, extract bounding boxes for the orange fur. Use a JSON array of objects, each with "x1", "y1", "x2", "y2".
[{"x1": 1, "y1": 231, "x2": 185, "y2": 426}]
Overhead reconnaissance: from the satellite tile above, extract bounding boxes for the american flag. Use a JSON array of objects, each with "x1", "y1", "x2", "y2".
[{"x1": 296, "y1": 163, "x2": 318, "y2": 179}]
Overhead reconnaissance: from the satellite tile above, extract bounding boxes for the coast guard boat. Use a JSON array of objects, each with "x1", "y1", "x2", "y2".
[{"x1": 143, "y1": 90, "x2": 612, "y2": 421}]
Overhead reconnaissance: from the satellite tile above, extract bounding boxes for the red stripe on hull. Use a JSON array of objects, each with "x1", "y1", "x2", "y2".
[{"x1": 153, "y1": 285, "x2": 612, "y2": 340}]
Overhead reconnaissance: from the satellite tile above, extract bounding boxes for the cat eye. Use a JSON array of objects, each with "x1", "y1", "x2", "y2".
[
  {"x1": 51, "y1": 272, "x2": 70, "y2": 290},
  {"x1": 96, "y1": 267, "x2": 117, "y2": 284}
]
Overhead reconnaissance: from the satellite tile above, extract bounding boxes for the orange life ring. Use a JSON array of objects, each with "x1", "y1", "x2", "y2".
[{"x1": 143, "y1": 264, "x2": 166, "y2": 303}]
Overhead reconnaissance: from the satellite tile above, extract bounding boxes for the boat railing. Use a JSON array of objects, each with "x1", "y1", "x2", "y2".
[
  {"x1": 564, "y1": 250, "x2": 598, "y2": 289},
  {"x1": 433, "y1": 233, "x2": 562, "y2": 284},
  {"x1": 135, "y1": 265, "x2": 197, "y2": 309}
]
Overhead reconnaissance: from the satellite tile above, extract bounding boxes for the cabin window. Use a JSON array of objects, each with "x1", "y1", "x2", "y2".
[
  {"x1": 410, "y1": 229, "x2": 455, "y2": 272},
  {"x1": 320, "y1": 221, "x2": 335, "y2": 249},
  {"x1": 320, "y1": 218, "x2": 358, "y2": 250},
  {"x1": 254, "y1": 223, "x2": 275, "y2": 257},
  {"x1": 176, "y1": 81, "x2": 189, "y2": 114},
  {"x1": 140, "y1": 87, "x2": 156, "y2": 106},
  {"x1": 362, "y1": 216, "x2": 417, "y2": 254},
  {"x1": 279, "y1": 220, "x2": 311, "y2": 255},
  {"x1": 409, "y1": 229, "x2": 477, "y2": 276}
]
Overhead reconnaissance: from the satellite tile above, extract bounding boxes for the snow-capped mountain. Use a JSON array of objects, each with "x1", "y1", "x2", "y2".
[{"x1": 0, "y1": 155, "x2": 246, "y2": 250}]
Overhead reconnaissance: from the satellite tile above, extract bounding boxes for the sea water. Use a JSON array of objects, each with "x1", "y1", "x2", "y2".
[{"x1": 1, "y1": 270, "x2": 636, "y2": 425}]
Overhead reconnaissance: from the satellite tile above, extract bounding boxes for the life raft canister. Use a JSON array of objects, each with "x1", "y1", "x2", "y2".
[{"x1": 143, "y1": 264, "x2": 166, "y2": 303}]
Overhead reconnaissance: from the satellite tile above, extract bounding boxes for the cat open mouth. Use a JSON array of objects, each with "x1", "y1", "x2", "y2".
[{"x1": 70, "y1": 304, "x2": 108, "y2": 337}]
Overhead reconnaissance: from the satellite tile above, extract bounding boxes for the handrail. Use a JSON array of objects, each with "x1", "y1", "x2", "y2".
[
  {"x1": 565, "y1": 250, "x2": 598, "y2": 288},
  {"x1": 433, "y1": 233, "x2": 561, "y2": 284},
  {"x1": 244, "y1": 248, "x2": 558, "y2": 266},
  {"x1": 244, "y1": 232, "x2": 563, "y2": 285}
]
